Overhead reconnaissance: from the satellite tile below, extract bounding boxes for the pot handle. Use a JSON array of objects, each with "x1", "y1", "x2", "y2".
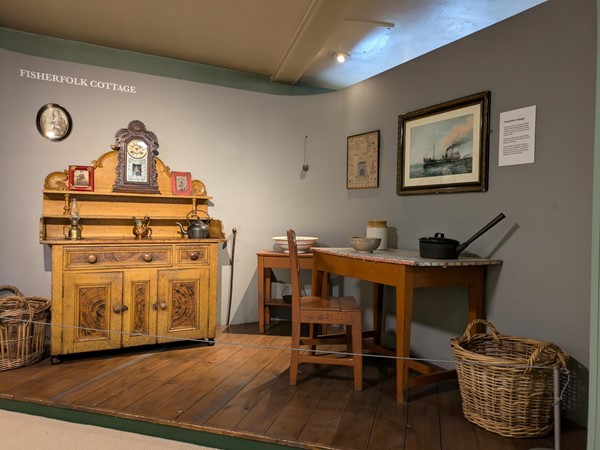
[
  {"x1": 456, "y1": 213, "x2": 505, "y2": 255},
  {"x1": 186, "y1": 209, "x2": 211, "y2": 223}
]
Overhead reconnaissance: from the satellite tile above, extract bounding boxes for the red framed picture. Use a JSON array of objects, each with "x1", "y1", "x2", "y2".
[
  {"x1": 171, "y1": 171, "x2": 192, "y2": 195},
  {"x1": 69, "y1": 165, "x2": 94, "y2": 191}
]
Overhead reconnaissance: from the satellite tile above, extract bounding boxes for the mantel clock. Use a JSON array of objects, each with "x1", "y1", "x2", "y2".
[{"x1": 112, "y1": 120, "x2": 160, "y2": 194}]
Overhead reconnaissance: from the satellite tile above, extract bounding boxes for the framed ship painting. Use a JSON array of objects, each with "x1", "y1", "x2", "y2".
[{"x1": 397, "y1": 91, "x2": 490, "y2": 195}]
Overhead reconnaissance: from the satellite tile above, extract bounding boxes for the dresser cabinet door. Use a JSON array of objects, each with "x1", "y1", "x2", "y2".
[
  {"x1": 63, "y1": 271, "x2": 123, "y2": 354},
  {"x1": 157, "y1": 268, "x2": 209, "y2": 342},
  {"x1": 121, "y1": 270, "x2": 158, "y2": 348}
]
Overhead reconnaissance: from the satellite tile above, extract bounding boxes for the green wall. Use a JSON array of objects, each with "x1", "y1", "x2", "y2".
[{"x1": 0, "y1": 27, "x2": 331, "y2": 96}]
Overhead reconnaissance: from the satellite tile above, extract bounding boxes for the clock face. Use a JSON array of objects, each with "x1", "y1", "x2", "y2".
[
  {"x1": 125, "y1": 139, "x2": 148, "y2": 182},
  {"x1": 127, "y1": 139, "x2": 148, "y2": 158}
]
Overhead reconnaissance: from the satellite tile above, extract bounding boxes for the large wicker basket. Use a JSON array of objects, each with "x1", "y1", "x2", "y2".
[
  {"x1": 450, "y1": 319, "x2": 568, "y2": 438},
  {"x1": 0, "y1": 285, "x2": 51, "y2": 371}
]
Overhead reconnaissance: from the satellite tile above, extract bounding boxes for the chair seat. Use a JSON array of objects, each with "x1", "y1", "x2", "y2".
[{"x1": 300, "y1": 295, "x2": 361, "y2": 313}]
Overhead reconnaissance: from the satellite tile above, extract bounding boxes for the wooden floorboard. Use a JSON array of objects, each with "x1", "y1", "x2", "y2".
[
  {"x1": 298, "y1": 366, "x2": 354, "y2": 445},
  {"x1": 0, "y1": 322, "x2": 587, "y2": 450},
  {"x1": 438, "y1": 379, "x2": 478, "y2": 450}
]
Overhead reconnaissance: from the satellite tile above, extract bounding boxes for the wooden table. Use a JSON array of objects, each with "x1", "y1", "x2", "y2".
[
  {"x1": 257, "y1": 250, "x2": 313, "y2": 333},
  {"x1": 311, "y1": 248, "x2": 502, "y2": 403}
]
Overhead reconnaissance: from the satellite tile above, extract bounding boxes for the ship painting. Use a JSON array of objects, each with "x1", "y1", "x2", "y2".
[
  {"x1": 422, "y1": 143, "x2": 472, "y2": 172},
  {"x1": 409, "y1": 114, "x2": 475, "y2": 179}
]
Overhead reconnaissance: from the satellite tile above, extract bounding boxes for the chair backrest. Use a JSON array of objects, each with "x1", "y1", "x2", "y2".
[{"x1": 286, "y1": 229, "x2": 302, "y2": 319}]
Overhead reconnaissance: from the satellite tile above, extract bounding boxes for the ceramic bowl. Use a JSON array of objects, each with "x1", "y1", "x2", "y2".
[
  {"x1": 349, "y1": 236, "x2": 381, "y2": 253},
  {"x1": 272, "y1": 236, "x2": 318, "y2": 253}
]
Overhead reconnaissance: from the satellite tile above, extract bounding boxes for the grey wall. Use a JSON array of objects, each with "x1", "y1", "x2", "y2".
[
  {"x1": 340, "y1": 0, "x2": 595, "y2": 425},
  {"x1": 0, "y1": 0, "x2": 595, "y2": 424}
]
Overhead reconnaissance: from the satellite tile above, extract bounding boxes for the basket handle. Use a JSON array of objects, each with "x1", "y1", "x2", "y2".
[
  {"x1": 461, "y1": 319, "x2": 501, "y2": 345},
  {"x1": 0, "y1": 295, "x2": 29, "y2": 323},
  {"x1": 0, "y1": 285, "x2": 24, "y2": 297},
  {"x1": 0, "y1": 295, "x2": 27, "y2": 309},
  {"x1": 526, "y1": 341, "x2": 569, "y2": 371}
]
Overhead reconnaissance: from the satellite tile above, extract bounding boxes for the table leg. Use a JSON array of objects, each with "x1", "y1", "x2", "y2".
[
  {"x1": 396, "y1": 274, "x2": 414, "y2": 403},
  {"x1": 467, "y1": 267, "x2": 484, "y2": 333},
  {"x1": 258, "y1": 256, "x2": 265, "y2": 333},
  {"x1": 264, "y1": 269, "x2": 274, "y2": 330},
  {"x1": 373, "y1": 283, "x2": 383, "y2": 346},
  {"x1": 312, "y1": 255, "x2": 328, "y2": 297}
]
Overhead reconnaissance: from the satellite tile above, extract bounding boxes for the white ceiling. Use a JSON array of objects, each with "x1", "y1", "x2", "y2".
[{"x1": 0, "y1": 0, "x2": 546, "y2": 90}]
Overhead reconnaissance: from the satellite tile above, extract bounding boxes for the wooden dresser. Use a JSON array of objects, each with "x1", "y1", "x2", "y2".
[{"x1": 40, "y1": 149, "x2": 223, "y2": 362}]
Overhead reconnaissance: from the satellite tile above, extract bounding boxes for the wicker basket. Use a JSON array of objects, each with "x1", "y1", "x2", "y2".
[
  {"x1": 0, "y1": 285, "x2": 51, "y2": 371},
  {"x1": 450, "y1": 319, "x2": 568, "y2": 438}
]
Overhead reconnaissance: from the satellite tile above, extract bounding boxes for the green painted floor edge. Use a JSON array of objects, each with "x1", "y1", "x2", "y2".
[{"x1": 0, "y1": 398, "x2": 297, "y2": 450}]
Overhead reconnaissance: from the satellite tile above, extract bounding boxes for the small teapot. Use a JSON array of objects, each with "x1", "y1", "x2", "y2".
[{"x1": 176, "y1": 210, "x2": 211, "y2": 239}]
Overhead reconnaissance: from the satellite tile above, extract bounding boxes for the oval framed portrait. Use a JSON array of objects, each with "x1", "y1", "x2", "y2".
[{"x1": 36, "y1": 103, "x2": 72, "y2": 141}]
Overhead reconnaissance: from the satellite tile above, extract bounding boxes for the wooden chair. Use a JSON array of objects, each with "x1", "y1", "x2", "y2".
[{"x1": 287, "y1": 229, "x2": 363, "y2": 391}]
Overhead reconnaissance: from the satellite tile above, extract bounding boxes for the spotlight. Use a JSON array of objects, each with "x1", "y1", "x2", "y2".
[{"x1": 334, "y1": 52, "x2": 349, "y2": 63}]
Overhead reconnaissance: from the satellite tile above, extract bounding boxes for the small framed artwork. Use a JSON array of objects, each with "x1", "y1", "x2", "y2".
[
  {"x1": 36, "y1": 103, "x2": 72, "y2": 141},
  {"x1": 397, "y1": 91, "x2": 490, "y2": 195},
  {"x1": 172, "y1": 171, "x2": 192, "y2": 195},
  {"x1": 69, "y1": 165, "x2": 94, "y2": 191},
  {"x1": 347, "y1": 130, "x2": 380, "y2": 189}
]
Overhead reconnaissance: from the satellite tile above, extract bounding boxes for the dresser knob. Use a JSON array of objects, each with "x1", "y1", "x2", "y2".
[
  {"x1": 190, "y1": 251, "x2": 199, "y2": 261},
  {"x1": 113, "y1": 304, "x2": 129, "y2": 313},
  {"x1": 143, "y1": 253, "x2": 153, "y2": 262},
  {"x1": 88, "y1": 254, "x2": 97, "y2": 264},
  {"x1": 152, "y1": 301, "x2": 167, "y2": 311}
]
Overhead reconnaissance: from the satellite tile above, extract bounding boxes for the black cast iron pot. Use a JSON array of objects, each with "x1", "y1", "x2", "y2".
[{"x1": 419, "y1": 213, "x2": 506, "y2": 259}]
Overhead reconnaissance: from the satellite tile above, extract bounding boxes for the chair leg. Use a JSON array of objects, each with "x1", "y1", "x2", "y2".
[
  {"x1": 351, "y1": 317, "x2": 363, "y2": 391},
  {"x1": 290, "y1": 319, "x2": 301, "y2": 386},
  {"x1": 345, "y1": 325, "x2": 352, "y2": 352}
]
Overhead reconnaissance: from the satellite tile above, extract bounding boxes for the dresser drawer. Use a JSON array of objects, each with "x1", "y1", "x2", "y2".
[
  {"x1": 175, "y1": 245, "x2": 210, "y2": 265},
  {"x1": 64, "y1": 246, "x2": 172, "y2": 269}
]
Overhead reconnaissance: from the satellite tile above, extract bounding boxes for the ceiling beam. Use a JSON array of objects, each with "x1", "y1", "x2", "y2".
[{"x1": 270, "y1": 0, "x2": 349, "y2": 85}]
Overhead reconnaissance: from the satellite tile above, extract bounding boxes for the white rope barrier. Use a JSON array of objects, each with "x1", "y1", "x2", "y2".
[{"x1": 5, "y1": 317, "x2": 571, "y2": 375}]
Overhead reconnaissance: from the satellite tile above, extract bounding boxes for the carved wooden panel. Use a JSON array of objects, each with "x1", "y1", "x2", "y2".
[
  {"x1": 170, "y1": 281, "x2": 198, "y2": 329},
  {"x1": 132, "y1": 281, "x2": 149, "y2": 334},
  {"x1": 77, "y1": 285, "x2": 109, "y2": 340}
]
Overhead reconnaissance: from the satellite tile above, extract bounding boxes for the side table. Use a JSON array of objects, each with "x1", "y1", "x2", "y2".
[{"x1": 257, "y1": 250, "x2": 313, "y2": 333}]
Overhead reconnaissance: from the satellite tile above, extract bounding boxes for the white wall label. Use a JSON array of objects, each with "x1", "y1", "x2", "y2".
[{"x1": 499, "y1": 105, "x2": 536, "y2": 166}]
